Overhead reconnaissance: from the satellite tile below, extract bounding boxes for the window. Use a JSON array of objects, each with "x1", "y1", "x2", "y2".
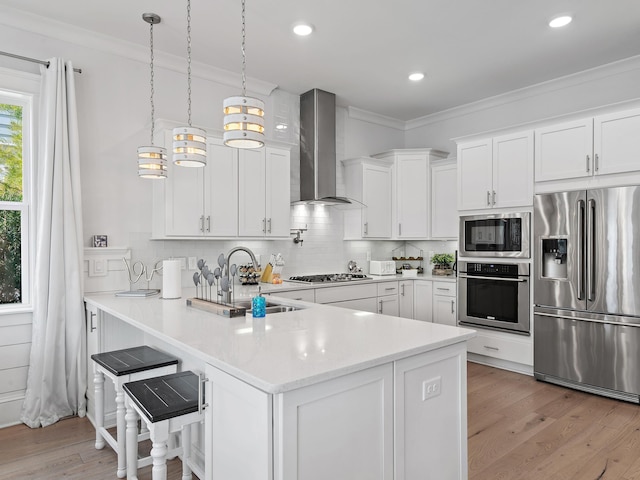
[{"x1": 0, "y1": 78, "x2": 35, "y2": 308}]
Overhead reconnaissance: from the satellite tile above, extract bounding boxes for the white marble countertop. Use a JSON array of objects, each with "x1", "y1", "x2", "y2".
[{"x1": 85, "y1": 289, "x2": 474, "y2": 394}]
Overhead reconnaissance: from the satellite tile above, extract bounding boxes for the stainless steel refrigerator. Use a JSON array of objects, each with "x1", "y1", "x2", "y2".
[{"x1": 534, "y1": 186, "x2": 640, "y2": 403}]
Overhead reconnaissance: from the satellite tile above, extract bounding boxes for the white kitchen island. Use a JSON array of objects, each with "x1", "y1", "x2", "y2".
[{"x1": 84, "y1": 291, "x2": 475, "y2": 480}]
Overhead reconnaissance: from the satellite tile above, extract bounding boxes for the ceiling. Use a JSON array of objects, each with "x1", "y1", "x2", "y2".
[{"x1": 2, "y1": 0, "x2": 640, "y2": 121}]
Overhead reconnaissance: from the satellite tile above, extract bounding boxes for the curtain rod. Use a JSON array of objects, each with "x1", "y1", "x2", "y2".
[{"x1": 0, "y1": 50, "x2": 82, "y2": 74}]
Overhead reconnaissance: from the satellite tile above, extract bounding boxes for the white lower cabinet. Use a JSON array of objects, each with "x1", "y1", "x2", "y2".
[
  {"x1": 269, "y1": 289, "x2": 315, "y2": 302},
  {"x1": 466, "y1": 328, "x2": 533, "y2": 367},
  {"x1": 398, "y1": 280, "x2": 414, "y2": 319},
  {"x1": 378, "y1": 294, "x2": 399, "y2": 316},
  {"x1": 328, "y1": 297, "x2": 378, "y2": 313},
  {"x1": 432, "y1": 281, "x2": 457, "y2": 326},
  {"x1": 85, "y1": 302, "x2": 99, "y2": 422},
  {"x1": 275, "y1": 363, "x2": 394, "y2": 480},
  {"x1": 413, "y1": 280, "x2": 433, "y2": 322}
]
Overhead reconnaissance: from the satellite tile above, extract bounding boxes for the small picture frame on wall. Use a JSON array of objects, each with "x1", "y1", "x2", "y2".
[{"x1": 93, "y1": 235, "x2": 108, "y2": 247}]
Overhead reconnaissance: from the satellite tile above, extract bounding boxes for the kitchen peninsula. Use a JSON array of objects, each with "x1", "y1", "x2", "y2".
[{"x1": 84, "y1": 289, "x2": 475, "y2": 480}]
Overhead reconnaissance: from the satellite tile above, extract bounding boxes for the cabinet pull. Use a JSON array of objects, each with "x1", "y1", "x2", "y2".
[
  {"x1": 206, "y1": 216, "x2": 211, "y2": 232},
  {"x1": 399, "y1": 223, "x2": 402, "y2": 236},
  {"x1": 262, "y1": 218, "x2": 266, "y2": 233},
  {"x1": 379, "y1": 300, "x2": 383, "y2": 313},
  {"x1": 401, "y1": 284, "x2": 405, "y2": 296},
  {"x1": 483, "y1": 345, "x2": 499, "y2": 351},
  {"x1": 595, "y1": 153, "x2": 599, "y2": 172},
  {"x1": 385, "y1": 287, "x2": 395, "y2": 291},
  {"x1": 268, "y1": 218, "x2": 272, "y2": 234},
  {"x1": 364, "y1": 222, "x2": 369, "y2": 235},
  {"x1": 451, "y1": 300, "x2": 455, "y2": 314},
  {"x1": 486, "y1": 191, "x2": 490, "y2": 206},
  {"x1": 200, "y1": 215, "x2": 205, "y2": 232},
  {"x1": 90, "y1": 311, "x2": 97, "y2": 332},
  {"x1": 492, "y1": 190, "x2": 496, "y2": 205},
  {"x1": 586, "y1": 154, "x2": 590, "y2": 173}
]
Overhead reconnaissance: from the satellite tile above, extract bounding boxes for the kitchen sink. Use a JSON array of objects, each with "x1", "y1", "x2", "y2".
[
  {"x1": 232, "y1": 299, "x2": 302, "y2": 315},
  {"x1": 187, "y1": 297, "x2": 303, "y2": 317}
]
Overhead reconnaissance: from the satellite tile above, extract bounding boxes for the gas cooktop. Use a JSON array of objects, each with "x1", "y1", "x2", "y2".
[{"x1": 287, "y1": 273, "x2": 371, "y2": 284}]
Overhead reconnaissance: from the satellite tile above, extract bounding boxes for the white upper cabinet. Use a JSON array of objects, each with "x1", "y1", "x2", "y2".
[
  {"x1": 343, "y1": 157, "x2": 393, "y2": 239},
  {"x1": 238, "y1": 147, "x2": 291, "y2": 237},
  {"x1": 159, "y1": 135, "x2": 238, "y2": 237},
  {"x1": 373, "y1": 149, "x2": 449, "y2": 239},
  {"x1": 457, "y1": 130, "x2": 533, "y2": 211},
  {"x1": 535, "y1": 107, "x2": 640, "y2": 182},
  {"x1": 430, "y1": 160, "x2": 458, "y2": 239},
  {"x1": 535, "y1": 118, "x2": 593, "y2": 182}
]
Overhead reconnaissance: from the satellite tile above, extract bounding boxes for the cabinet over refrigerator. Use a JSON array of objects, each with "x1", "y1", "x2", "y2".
[{"x1": 534, "y1": 186, "x2": 640, "y2": 402}]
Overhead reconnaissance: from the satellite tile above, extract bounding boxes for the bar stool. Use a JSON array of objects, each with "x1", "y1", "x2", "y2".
[
  {"x1": 91, "y1": 346, "x2": 180, "y2": 478},
  {"x1": 123, "y1": 371, "x2": 205, "y2": 480}
]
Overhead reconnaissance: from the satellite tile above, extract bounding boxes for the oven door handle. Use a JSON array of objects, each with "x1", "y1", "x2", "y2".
[{"x1": 458, "y1": 274, "x2": 528, "y2": 282}]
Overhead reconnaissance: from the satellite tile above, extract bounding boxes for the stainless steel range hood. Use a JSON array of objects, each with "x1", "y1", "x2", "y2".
[{"x1": 295, "y1": 89, "x2": 352, "y2": 205}]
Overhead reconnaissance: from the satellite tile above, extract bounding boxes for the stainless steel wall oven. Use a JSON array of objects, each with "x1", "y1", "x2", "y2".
[{"x1": 458, "y1": 261, "x2": 530, "y2": 335}]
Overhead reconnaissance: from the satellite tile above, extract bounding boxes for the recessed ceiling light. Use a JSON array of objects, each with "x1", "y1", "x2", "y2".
[
  {"x1": 293, "y1": 23, "x2": 314, "y2": 36},
  {"x1": 549, "y1": 15, "x2": 572, "y2": 28},
  {"x1": 275, "y1": 123, "x2": 288, "y2": 130},
  {"x1": 409, "y1": 72, "x2": 425, "y2": 81}
]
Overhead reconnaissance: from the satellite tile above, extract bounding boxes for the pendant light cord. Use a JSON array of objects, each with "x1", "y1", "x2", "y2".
[
  {"x1": 241, "y1": 0, "x2": 247, "y2": 97},
  {"x1": 187, "y1": 0, "x2": 193, "y2": 126},
  {"x1": 149, "y1": 21, "x2": 156, "y2": 146}
]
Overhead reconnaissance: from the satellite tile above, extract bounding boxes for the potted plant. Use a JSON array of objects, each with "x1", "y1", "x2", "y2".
[{"x1": 431, "y1": 253, "x2": 454, "y2": 276}]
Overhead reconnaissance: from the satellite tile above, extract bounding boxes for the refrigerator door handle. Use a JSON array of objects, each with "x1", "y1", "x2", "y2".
[
  {"x1": 577, "y1": 199, "x2": 585, "y2": 300},
  {"x1": 587, "y1": 198, "x2": 596, "y2": 301}
]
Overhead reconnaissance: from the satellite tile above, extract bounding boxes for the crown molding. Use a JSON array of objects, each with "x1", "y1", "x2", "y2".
[
  {"x1": 0, "y1": 6, "x2": 278, "y2": 96},
  {"x1": 346, "y1": 106, "x2": 405, "y2": 130},
  {"x1": 406, "y1": 54, "x2": 640, "y2": 131}
]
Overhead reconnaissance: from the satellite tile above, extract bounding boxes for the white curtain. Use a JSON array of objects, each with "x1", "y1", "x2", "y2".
[{"x1": 21, "y1": 58, "x2": 86, "y2": 428}]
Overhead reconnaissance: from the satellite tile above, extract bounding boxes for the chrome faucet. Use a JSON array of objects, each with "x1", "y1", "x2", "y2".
[{"x1": 222, "y1": 246, "x2": 259, "y2": 304}]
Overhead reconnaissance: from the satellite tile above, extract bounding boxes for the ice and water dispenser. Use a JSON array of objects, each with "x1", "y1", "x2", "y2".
[{"x1": 541, "y1": 238, "x2": 568, "y2": 279}]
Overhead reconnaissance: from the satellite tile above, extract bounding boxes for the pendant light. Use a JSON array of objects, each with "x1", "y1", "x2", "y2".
[
  {"x1": 223, "y1": 0, "x2": 265, "y2": 149},
  {"x1": 173, "y1": 0, "x2": 207, "y2": 167},
  {"x1": 138, "y1": 13, "x2": 167, "y2": 179}
]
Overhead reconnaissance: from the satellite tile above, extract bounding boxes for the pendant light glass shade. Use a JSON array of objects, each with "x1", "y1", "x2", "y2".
[
  {"x1": 173, "y1": 126, "x2": 207, "y2": 166},
  {"x1": 138, "y1": 146, "x2": 167, "y2": 178},
  {"x1": 138, "y1": 13, "x2": 166, "y2": 179},
  {"x1": 223, "y1": 0, "x2": 265, "y2": 149},
  {"x1": 223, "y1": 96, "x2": 265, "y2": 149}
]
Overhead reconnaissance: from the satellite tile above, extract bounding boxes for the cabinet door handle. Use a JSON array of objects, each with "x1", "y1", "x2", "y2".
[
  {"x1": 268, "y1": 218, "x2": 272, "y2": 234},
  {"x1": 483, "y1": 345, "x2": 499, "y2": 351},
  {"x1": 401, "y1": 284, "x2": 405, "y2": 296},
  {"x1": 586, "y1": 154, "x2": 590, "y2": 173},
  {"x1": 385, "y1": 287, "x2": 395, "y2": 291},
  {"x1": 206, "y1": 216, "x2": 211, "y2": 232},
  {"x1": 399, "y1": 223, "x2": 402, "y2": 236},
  {"x1": 90, "y1": 311, "x2": 97, "y2": 332},
  {"x1": 595, "y1": 153, "x2": 599, "y2": 172},
  {"x1": 379, "y1": 300, "x2": 383, "y2": 313},
  {"x1": 436, "y1": 287, "x2": 449, "y2": 291},
  {"x1": 486, "y1": 191, "x2": 491, "y2": 206},
  {"x1": 451, "y1": 300, "x2": 455, "y2": 314},
  {"x1": 200, "y1": 215, "x2": 205, "y2": 232},
  {"x1": 492, "y1": 190, "x2": 496, "y2": 205},
  {"x1": 364, "y1": 222, "x2": 369, "y2": 235},
  {"x1": 262, "y1": 218, "x2": 266, "y2": 233}
]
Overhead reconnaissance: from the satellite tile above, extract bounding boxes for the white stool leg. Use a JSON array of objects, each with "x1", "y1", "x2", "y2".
[
  {"x1": 94, "y1": 369, "x2": 105, "y2": 449},
  {"x1": 150, "y1": 422, "x2": 170, "y2": 480},
  {"x1": 181, "y1": 424, "x2": 192, "y2": 480},
  {"x1": 125, "y1": 400, "x2": 140, "y2": 480},
  {"x1": 116, "y1": 388, "x2": 127, "y2": 478}
]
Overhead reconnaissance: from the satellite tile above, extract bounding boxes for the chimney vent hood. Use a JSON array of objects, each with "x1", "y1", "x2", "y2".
[{"x1": 295, "y1": 88, "x2": 352, "y2": 206}]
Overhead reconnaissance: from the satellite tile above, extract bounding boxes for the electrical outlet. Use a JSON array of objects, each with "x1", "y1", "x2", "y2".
[
  {"x1": 422, "y1": 376, "x2": 442, "y2": 401},
  {"x1": 178, "y1": 257, "x2": 186, "y2": 270},
  {"x1": 188, "y1": 257, "x2": 197, "y2": 270}
]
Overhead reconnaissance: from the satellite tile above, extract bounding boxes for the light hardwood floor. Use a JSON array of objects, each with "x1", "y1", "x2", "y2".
[{"x1": 1, "y1": 362, "x2": 639, "y2": 479}]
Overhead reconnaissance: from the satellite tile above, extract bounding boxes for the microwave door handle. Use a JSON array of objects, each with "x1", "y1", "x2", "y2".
[
  {"x1": 576, "y1": 199, "x2": 585, "y2": 300},
  {"x1": 587, "y1": 198, "x2": 596, "y2": 302}
]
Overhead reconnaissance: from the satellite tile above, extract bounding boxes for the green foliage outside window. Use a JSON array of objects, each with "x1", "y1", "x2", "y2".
[{"x1": 0, "y1": 104, "x2": 23, "y2": 303}]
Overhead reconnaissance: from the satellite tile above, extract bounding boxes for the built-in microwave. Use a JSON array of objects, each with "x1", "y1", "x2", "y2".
[{"x1": 460, "y1": 212, "x2": 530, "y2": 258}]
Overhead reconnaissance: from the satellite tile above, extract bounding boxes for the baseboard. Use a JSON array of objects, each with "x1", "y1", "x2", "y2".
[
  {"x1": 468, "y1": 353, "x2": 534, "y2": 376},
  {"x1": 0, "y1": 393, "x2": 25, "y2": 429}
]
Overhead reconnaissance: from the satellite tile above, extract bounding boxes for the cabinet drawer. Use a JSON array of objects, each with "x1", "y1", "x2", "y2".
[
  {"x1": 315, "y1": 283, "x2": 378, "y2": 304},
  {"x1": 377, "y1": 281, "x2": 399, "y2": 296},
  {"x1": 433, "y1": 281, "x2": 456, "y2": 297},
  {"x1": 467, "y1": 330, "x2": 532, "y2": 366},
  {"x1": 271, "y1": 289, "x2": 315, "y2": 302}
]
